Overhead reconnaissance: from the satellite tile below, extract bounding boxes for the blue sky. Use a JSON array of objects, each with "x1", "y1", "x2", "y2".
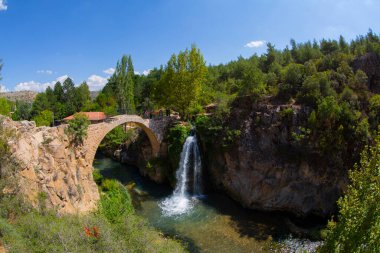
[{"x1": 0, "y1": 0, "x2": 379, "y2": 92}]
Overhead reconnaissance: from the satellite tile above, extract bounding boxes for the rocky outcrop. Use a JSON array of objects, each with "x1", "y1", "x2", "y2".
[
  {"x1": 118, "y1": 129, "x2": 170, "y2": 184},
  {"x1": 2, "y1": 117, "x2": 99, "y2": 214},
  {"x1": 201, "y1": 96, "x2": 348, "y2": 217},
  {"x1": 352, "y1": 52, "x2": 380, "y2": 93}
]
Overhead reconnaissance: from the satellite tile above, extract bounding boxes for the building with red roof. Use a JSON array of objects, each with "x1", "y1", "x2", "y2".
[{"x1": 63, "y1": 112, "x2": 107, "y2": 124}]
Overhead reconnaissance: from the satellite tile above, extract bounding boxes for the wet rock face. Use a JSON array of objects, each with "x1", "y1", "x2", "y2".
[
  {"x1": 2, "y1": 117, "x2": 99, "y2": 215},
  {"x1": 118, "y1": 129, "x2": 168, "y2": 183},
  {"x1": 203, "y1": 97, "x2": 348, "y2": 217}
]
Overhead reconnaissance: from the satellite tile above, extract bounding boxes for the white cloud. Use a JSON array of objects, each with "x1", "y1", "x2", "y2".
[
  {"x1": 103, "y1": 68, "x2": 115, "y2": 75},
  {"x1": 86, "y1": 75, "x2": 107, "y2": 91},
  {"x1": 135, "y1": 69, "x2": 152, "y2": 76},
  {"x1": 37, "y1": 70, "x2": 53, "y2": 75},
  {"x1": 0, "y1": 85, "x2": 8, "y2": 93},
  {"x1": 244, "y1": 40, "x2": 266, "y2": 48},
  {"x1": 56, "y1": 75, "x2": 69, "y2": 83},
  {"x1": 0, "y1": 0, "x2": 7, "y2": 11},
  {"x1": 14, "y1": 75, "x2": 69, "y2": 92},
  {"x1": 142, "y1": 69, "x2": 151, "y2": 76}
]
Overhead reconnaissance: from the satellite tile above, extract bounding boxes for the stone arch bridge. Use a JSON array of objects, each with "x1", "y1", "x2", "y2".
[{"x1": 83, "y1": 115, "x2": 171, "y2": 165}]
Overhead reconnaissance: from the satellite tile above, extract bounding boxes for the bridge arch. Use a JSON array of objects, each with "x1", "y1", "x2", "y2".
[{"x1": 83, "y1": 115, "x2": 160, "y2": 166}]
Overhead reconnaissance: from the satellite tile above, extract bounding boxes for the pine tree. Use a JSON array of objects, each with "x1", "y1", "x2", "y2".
[
  {"x1": 62, "y1": 77, "x2": 77, "y2": 115},
  {"x1": 53, "y1": 82, "x2": 64, "y2": 103},
  {"x1": 76, "y1": 82, "x2": 91, "y2": 111}
]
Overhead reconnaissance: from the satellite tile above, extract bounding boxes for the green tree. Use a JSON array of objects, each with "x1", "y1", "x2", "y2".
[
  {"x1": 76, "y1": 82, "x2": 91, "y2": 111},
  {"x1": 126, "y1": 56, "x2": 135, "y2": 113},
  {"x1": 31, "y1": 93, "x2": 50, "y2": 116},
  {"x1": 108, "y1": 55, "x2": 135, "y2": 114},
  {"x1": 369, "y1": 94, "x2": 380, "y2": 128},
  {"x1": 54, "y1": 102, "x2": 67, "y2": 120},
  {"x1": 65, "y1": 113, "x2": 90, "y2": 146},
  {"x1": 0, "y1": 98, "x2": 11, "y2": 116},
  {"x1": 53, "y1": 82, "x2": 64, "y2": 103},
  {"x1": 32, "y1": 110, "x2": 53, "y2": 127},
  {"x1": 62, "y1": 77, "x2": 77, "y2": 115},
  {"x1": 155, "y1": 45, "x2": 207, "y2": 119},
  {"x1": 45, "y1": 86, "x2": 56, "y2": 109},
  {"x1": 321, "y1": 133, "x2": 380, "y2": 252},
  {"x1": 12, "y1": 101, "x2": 32, "y2": 121}
]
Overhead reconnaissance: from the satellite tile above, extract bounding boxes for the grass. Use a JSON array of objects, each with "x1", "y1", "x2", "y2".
[{"x1": 0, "y1": 179, "x2": 187, "y2": 253}]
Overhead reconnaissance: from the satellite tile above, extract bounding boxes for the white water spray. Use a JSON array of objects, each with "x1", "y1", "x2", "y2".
[{"x1": 160, "y1": 133, "x2": 203, "y2": 216}]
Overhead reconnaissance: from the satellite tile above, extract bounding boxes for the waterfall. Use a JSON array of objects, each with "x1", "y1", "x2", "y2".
[{"x1": 160, "y1": 133, "x2": 203, "y2": 216}]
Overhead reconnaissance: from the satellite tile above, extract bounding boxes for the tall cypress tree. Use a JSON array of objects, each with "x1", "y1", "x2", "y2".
[
  {"x1": 126, "y1": 55, "x2": 135, "y2": 113},
  {"x1": 115, "y1": 56, "x2": 128, "y2": 113}
]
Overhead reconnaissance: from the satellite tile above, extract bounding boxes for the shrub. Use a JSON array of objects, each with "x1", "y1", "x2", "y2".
[
  {"x1": 100, "y1": 179, "x2": 119, "y2": 192},
  {"x1": 167, "y1": 124, "x2": 191, "y2": 169},
  {"x1": 65, "y1": 113, "x2": 91, "y2": 146},
  {"x1": 32, "y1": 110, "x2": 53, "y2": 127},
  {"x1": 92, "y1": 169, "x2": 103, "y2": 185},
  {"x1": 320, "y1": 132, "x2": 380, "y2": 252}
]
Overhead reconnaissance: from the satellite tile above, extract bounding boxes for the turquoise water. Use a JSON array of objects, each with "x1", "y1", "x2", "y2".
[{"x1": 94, "y1": 154, "x2": 322, "y2": 253}]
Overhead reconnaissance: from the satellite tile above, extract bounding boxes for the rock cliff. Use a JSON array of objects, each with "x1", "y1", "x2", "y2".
[
  {"x1": 199, "y1": 96, "x2": 348, "y2": 217},
  {"x1": 2, "y1": 117, "x2": 99, "y2": 214}
]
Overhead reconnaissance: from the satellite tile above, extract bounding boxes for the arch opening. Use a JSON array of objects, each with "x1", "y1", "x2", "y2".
[{"x1": 84, "y1": 117, "x2": 160, "y2": 166}]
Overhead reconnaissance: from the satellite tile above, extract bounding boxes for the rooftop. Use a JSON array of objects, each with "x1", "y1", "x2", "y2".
[{"x1": 63, "y1": 112, "x2": 107, "y2": 121}]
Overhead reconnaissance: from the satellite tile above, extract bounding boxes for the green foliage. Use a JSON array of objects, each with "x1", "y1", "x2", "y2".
[
  {"x1": 222, "y1": 128, "x2": 241, "y2": 148},
  {"x1": 100, "y1": 179, "x2": 120, "y2": 192},
  {"x1": 76, "y1": 82, "x2": 91, "y2": 111},
  {"x1": 320, "y1": 133, "x2": 380, "y2": 253},
  {"x1": 104, "y1": 55, "x2": 135, "y2": 114},
  {"x1": 32, "y1": 110, "x2": 53, "y2": 127},
  {"x1": 167, "y1": 124, "x2": 191, "y2": 169},
  {"x1": 0, "y1": 98, "x2": 11, "y2": 116},
  {"x1": 11, "y1": 101, "x2": 32, "y2": 121},
  {"x1": 154, "y1": 45, "x2": 208, "y2": 119},
  {"x1": 297, "y1": 72, "x2": 335, "y2": 107},
  {"x1": 369, "y1": 94, "x2": 380, "y2": 128},
  {"x1": 92, "y1": 169, "x2": 103, "y2": 185},
  {"x1": 0, "y1": 190, "x2": 185, "y2": 253},
  {"x1": 99, "y1": 126, "x2": 135, "y2": 151},
  {"x1": 99, "y1": 180, "x2": 134, "y2": 223},
  {"x1": 194, "y1": 115, "x2": 223, "y2": 145},
  {"x1": 65, "y1": 113, "x2": 90, "y2": 146},
  {"x1": 31, "y1": 93, "x2": 50, "y2": 117}
]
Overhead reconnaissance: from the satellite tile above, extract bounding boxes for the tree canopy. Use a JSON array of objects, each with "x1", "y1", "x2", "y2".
[{"x1": 153, "y1": 45, "x2": 207, "y2": 119}]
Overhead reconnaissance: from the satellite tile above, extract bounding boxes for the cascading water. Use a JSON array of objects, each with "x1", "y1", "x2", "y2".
[{"x1": 160, "y1": 132, "x2": 203, "y2": 216}]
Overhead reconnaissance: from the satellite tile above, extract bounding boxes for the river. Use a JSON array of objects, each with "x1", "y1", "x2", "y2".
[{"x1": 94, "y1": 153, "x2": 322, "y2": 253}]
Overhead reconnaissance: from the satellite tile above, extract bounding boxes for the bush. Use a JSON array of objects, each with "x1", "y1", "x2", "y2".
[
  {"x1": 100, "y1": 179, "x2": 120, "y2": 192},
  {"x1": 92, "y1": 169, "x2": 104, "y2": 185},
  {"x1": 167, "y1": 124, "x2": 191, "y2": 169},
  {"x1": 320, "y1": 132, "x2": 380, "y2": 252},
  {"x1": 99, "y1": 126, "x2": 136, "y2": 151},
  {"x1": 65, "y1": 113, "x2": 91, "y2": 146},
  {"x1": 0, "y1": 179, "x2": 186, "y2": 253},
  {"x1": 32, "y1": 110, "x2": 53, "y2": 127}
]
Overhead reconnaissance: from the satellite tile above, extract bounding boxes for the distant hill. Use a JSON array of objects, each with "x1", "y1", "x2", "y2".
[
  {"x1": 0, "y1": 91, "x2": 37, "y2": 103},
  {"x1": 90, "y1": 91, "x2": 100, "y2": 100},
  {"x1": 0, "y1": 90, "x2": 100, "y2": 103}
]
